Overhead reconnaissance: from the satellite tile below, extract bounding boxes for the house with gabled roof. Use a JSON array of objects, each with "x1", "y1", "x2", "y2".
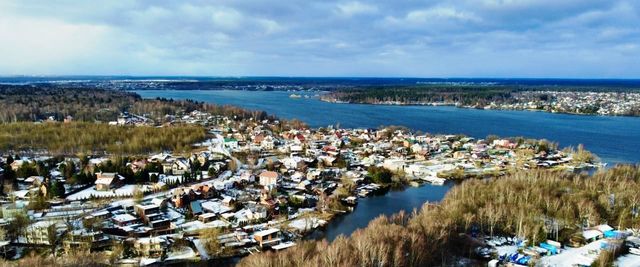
[
  {"x1": 172, "y1": 158, "x2": 190, "y2": 175},
  {"x1": 95, "y1": 172, "x2": 124, "y2": 191}
]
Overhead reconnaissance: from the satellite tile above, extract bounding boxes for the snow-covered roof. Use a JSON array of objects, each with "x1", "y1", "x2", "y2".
[
  {"x1": 253, "y1": 228, "x2": 279, "y2": 237},
  {"x1": 201, "y1": 200, "x2": 232, "y2": 214},
  {"x1": 272, "y1": 241, "x2": 296, "y2": 250},
  {"x1": 595, "y1": 224, "x2": 614, "y2": 233},
  {"x1": 13, "y1": 190, "x2": 31, "y2": 198},
  {"x1": 582, "y1": 229, "x2": 602, "y2": 240},
  {"x1": 113, "y1": 214, "x2": 137, "y2": 223}
]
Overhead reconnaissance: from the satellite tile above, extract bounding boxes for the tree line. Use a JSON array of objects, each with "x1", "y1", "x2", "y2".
[
  {"x1": 0, "y1": 122, "x2": 207, "y2": 155},
  {"x1": 0, "y1": 84, "x2": 279, "y2": 123},
  {"x1": 0, "y1": 84, "x2": 139, "y2": 123}
]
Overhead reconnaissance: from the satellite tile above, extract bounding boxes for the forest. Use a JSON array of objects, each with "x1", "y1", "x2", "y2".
[
  {"x1": 0, "y1": 84, "x2": 277, "y2": 123},
  {"x1": 0, "y1": 84, "x2": 139, "y2": 122},
  {"x1": 0, "y1": 122, "x2": 207, "y2": 155},
  {"x1": 239, "y1": 165, "x2": 640, "y2": 267}
]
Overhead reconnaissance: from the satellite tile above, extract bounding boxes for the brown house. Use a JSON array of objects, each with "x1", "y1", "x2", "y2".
[
  {"x1": 253, "y1": 228, "x2": 281, "y2": 248},
  {"x1": 95, "y1": 172, "x2": 124, "y2": 191}
]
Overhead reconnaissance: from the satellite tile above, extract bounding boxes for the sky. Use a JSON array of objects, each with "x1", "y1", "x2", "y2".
[{"x1": 0, "y1": 0, "x2": 639, "y2": 78}]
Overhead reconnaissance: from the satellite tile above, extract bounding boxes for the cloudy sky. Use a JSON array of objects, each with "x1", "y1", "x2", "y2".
[{"x1": 0, "y1": 0, "x2": 638, "y2": 78}]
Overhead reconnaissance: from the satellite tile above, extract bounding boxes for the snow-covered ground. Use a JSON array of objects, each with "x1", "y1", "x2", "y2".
[
  {"x1": 166, "y1": 246, "x2": 197, "y2": 261},
  {"x1": 66, "y1": 184, "x2": 152, "y2": 201},
  {"x1": 192, "y1": 239, "x2": 210, "y2": 260},
  {"x1": 288, "y1": 217, "x2": 326, "y2": 231},
  {"x1": 538, "y1": 239, "x2": 606, "y2": 267},
  {"x1": 495, "y1": 245, "x2": 518, "y2": 256},
  {"x1": 616, "y1": 254, "x2": 640, "y2": 267}
]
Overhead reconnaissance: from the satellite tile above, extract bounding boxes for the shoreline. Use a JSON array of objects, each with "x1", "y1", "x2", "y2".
[{"x1": 318, "y1": 98, "x2": 640, "y2": 118}]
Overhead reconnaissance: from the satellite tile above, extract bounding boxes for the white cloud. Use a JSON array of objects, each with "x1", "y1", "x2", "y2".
[
  {"x1": 406, "y1": 7, "x2": 481, "y2": 23},
  {"x1": 210, "y1": 7, "x2": 244, "y2": 30},
  {"x1": 336, "y1": 2, "x2": 378, "y2": 16},
  {"x1": 0, "y1": 15, "x2": 115, "y2": 74},
  {"x1": 0, "y1": 0, "x2": 637, "y2": 77}
]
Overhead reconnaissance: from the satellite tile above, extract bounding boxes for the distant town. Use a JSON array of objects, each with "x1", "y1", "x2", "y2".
[{"x1": 322, "y1": 89, "x2": 640, "y2": 116}]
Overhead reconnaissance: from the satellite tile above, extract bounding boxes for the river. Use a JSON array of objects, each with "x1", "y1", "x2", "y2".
[{"x1": 135, "y1": 89, "x2": 640, "y2": 241}]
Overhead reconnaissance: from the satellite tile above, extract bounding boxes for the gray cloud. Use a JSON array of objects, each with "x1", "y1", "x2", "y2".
[{"x1": 0, "y1": 0, "x2": 638, "y2": 77}]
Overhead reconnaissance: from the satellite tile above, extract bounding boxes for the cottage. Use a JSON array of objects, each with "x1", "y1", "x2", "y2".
[
  {"x1": 172, "y1": 158, "x2": 190, "y2": 175},
  {"x1": 95, "y1": 172, "x2": 124, "y2": 191},
  {"x1": 259, "y1": 171, "x2": 279, "y2": 188}
]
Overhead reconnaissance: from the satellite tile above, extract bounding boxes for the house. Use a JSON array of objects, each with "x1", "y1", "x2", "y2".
[
  {"x1": 224, "y1": 138, "x2": 239, "y2": 150},
  {"x1": 201, "y1": 200, "x2": 232, "y2": 215},
  {"x1": 192, "y1": 185, "x2": 216, "y2": 199},
  {"x1": 134, "y1": 204, "x2": 160, "y2": 223},
  {"x1": 233, "y1": 207, "x2": 267, "y2": 225},
  {"x1": 11, "y1": 190, "x2": 32, "y2": 200},
  {"x1": 24, "y1": 176, "x2": 45, "y2": 186},
  {"x1": 1, "y1": 203, "x2": 26, "y2": 218},
  {"x1": 134, "y1": 237, "x2": 167, "y2": 257},
  {"x1": 172, "y1": 158, "x2": 190, "y2": 175},
  {"x1": 128, "y1": 159, "x2": 147, "y2": 173},
  {"x1": 112, "y1": 213, "x2": 138, "y2": 226},
  {"x1": 63, "y1": 230, "x2": 110, "y2": 251},
  {"x1": 10, "y1": 159, "x2": 30, "y2": 171},
  {"x1": 493, "y1": 139, "x2": 517, "y2": 149},
  {"x1": 95, "y1": 172, "x2": 124, "y2": 191},
  {"x1": 198, "y1": 213, "x2": 217, "y2": 223},
  {"x1": 261, "y1": 136, "x2": 276, "y2": 150},
  {"x1": 259, "y1": 171, "x2": 279, "y2": 188},
  {"x1": 24, "y1": 221, "x2": 65, "y2": 245},
  {"x1": 282, "y1": 156, "x2": 307, "y2": 170},
  {"x1": 294, "y1": 134, "x2": 306, "y2": 144},
  {"x1": 253, "y1": 228, "x2": 281, "y2": 248}
]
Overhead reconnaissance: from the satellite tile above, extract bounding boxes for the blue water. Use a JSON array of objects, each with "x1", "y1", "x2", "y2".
[
  {"x1": 318, "y1": 182, "x2": 453, "y2": 241},
  {"x1": 136, "y1": 90, "x2": 640, "y2": 165}
]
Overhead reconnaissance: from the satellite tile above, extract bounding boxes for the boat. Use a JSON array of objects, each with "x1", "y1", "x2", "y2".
[
  {"x1": 289, "y1": 94, "x2": 302, "y2": 98},
  {"x1": 342, "y1": 196, "x2": 358, "y2": 206},
  {"x1": 357, "y1": 190, "x2": 370, "y2": 198},
  {"x1": 422, "y1": 175, "x2": 446, "y2": 185}
]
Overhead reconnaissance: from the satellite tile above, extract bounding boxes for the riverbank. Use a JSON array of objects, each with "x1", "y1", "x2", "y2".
[{"x1": 319, "y1": 97, "x2": 640, "y2": 118}]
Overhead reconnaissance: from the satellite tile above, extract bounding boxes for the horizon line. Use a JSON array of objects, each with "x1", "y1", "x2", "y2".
[{"x1": 1, "y1": 75, "x2": 640, "y2": 81}]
